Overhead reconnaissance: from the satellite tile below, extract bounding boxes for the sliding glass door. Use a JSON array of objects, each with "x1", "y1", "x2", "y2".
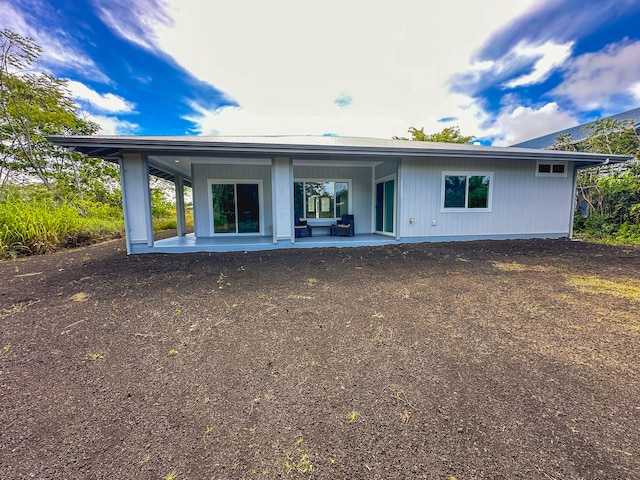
[
  {"x1": 211, "y1": 182, "x2": 260, "y2": 234},
  {"x1": 375, "y1": 177, "x2": 395, "y2": 235}
]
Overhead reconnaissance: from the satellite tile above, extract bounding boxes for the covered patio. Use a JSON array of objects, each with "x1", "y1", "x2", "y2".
[{"x1": 135, "y1": 233, "x2": 399, "y2": 254}]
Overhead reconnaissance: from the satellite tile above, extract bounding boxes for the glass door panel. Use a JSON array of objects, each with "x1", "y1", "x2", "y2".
[
  {"x1": 212, "y1": 184, "x2": 236, "y2": 234},
  {"x1": 237, "y1": 184, "x2": 260, "y2": 233},
  {"x1": 375, "y1": 178, "x2": 395, "y2": 235},
  {"x1": 375, "y1": 182, "x2": 384, "y2": 231},
  {"x1": 384, "y1": 179, "x2": 395, "y2": 233}
]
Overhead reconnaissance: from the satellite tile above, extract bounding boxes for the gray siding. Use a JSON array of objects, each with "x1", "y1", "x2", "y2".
[
  {"x1": 375, "y1": 161, "x2": 397, "y2": 180},
  {"x1": 398, "y1": 157, "x2": 575, "y2": 238},
  {"x1": 293, "y1": 165, "x2": 373, "y2": 233},
  {"x1": 192, "y1": 163, "x2": 273, "y2": 237}
]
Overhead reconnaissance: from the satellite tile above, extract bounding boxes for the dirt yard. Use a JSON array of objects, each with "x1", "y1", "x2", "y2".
[{"x1": 0, "y1": 236, "x2": 639, "y2": 479}]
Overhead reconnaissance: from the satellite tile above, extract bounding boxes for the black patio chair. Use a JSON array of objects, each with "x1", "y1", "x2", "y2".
[
  {"x1": 294, "y1": 215, "x2": 312, "y2": 237},
  {"x1": 335, "y1": 214, "x2": 355, "y2": 236}
]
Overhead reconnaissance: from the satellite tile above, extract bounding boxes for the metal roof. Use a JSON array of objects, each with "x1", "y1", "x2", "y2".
[
  {"x1": 512, "y1": 107, "x2": 640, "y2": 149},
  {"x1": 48, "y1": 134, "x2": 631, "y2": 183}
]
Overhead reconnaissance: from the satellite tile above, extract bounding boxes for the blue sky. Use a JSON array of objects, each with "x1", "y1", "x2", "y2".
[{"x1": 2, "y1": 0, "x2": 640, "y2": 145}]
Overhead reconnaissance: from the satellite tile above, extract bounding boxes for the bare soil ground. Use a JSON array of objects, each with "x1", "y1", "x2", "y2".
[{"x1": 1, "y1": 235, "x2": 639, "y2": 480}]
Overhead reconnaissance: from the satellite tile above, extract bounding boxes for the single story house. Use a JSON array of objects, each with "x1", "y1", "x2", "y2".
[{"x1": 49, "y1": 135, "x2": 629, "y2": 254}]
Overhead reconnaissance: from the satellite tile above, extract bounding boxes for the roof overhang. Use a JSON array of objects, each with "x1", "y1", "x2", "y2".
[{"x1": 48, "y1": 135, "x2": 632, "y2": 181}]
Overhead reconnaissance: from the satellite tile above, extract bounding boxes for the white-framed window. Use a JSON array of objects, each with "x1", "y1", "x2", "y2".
[
  {"x1": 294, "y1": 179, "x2": 351, "y2": 219},
  {"x1": 536, "y1": 161, "x2": 567, "y2": 177},
  {"x1": 208, "y1": 179, "x2": 263, "y2": 235},
  {"x1": 441, "y1": 172, "x2": 493, "y2": 212}
]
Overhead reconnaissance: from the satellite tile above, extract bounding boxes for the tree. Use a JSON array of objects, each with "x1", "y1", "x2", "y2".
[
  {"x1": 0, "y1": 29, "x2": 115, "y2": 201},
  {"x1": 393, "y1": 126, "x2": 475, "y2": 144},
  {"x1": 551, "y1": 118, "x2": 640, "y2": 240}
]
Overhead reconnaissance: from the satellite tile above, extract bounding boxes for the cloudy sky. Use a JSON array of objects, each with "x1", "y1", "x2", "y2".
[{"x1": 2, "y1": 0, "x2": 640, "y2": 145}]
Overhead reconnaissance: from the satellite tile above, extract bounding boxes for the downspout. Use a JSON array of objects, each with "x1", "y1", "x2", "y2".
[{"x1": 570, "y1": 158, "x2": 609, "y2": 239}]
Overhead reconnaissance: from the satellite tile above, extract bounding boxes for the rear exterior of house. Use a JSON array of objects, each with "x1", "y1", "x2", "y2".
[{"x1": 49, "y1": 135, "x2": 627, "y2": 254}]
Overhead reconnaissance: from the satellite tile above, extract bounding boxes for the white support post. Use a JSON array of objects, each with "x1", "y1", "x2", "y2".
[
  {"x1": 272, "y1": 157, "x2": 293, "y2": 243},
  {"x1": 120, "y1": 153, "x2": 154, "y2": 252},
  {"x1": 175, "y1": 175, "x2": 186, "y2": 237},
  {"x1": 395, "y1": 159, "x2": 402, "y2": 240}
]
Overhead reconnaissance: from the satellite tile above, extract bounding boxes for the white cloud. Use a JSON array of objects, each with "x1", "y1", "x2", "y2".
[
  {"x1": 87, "y1": 114, "x2": 139, "y2": 135},
  {"x1": 0, "y1": 0, "x2": 108, "y2": 82},
  {"x1": 486, "y1": 102, "x2": 578, "y2": 146},
  {"x1": 631, "y1": 82, "x2": 640, "y2": 102},
  {"x1": 99, "y1": 0, "x2": 538, "y2": 138},
  {"x1": 504, "y1": 40, "x2": 574, "y2": 88},
  {"x1": 552, "y1": 39, "x2": 640, "y2": 110},
  {"x1": 184, "y1": 103, "x2": 412, "y2": 137},
  {"x1": 66, "y1": 80, "x2": 135, "y2": 114},
  {"x1": 92, "y1": 0, "x2": 171, "y2": 51}
]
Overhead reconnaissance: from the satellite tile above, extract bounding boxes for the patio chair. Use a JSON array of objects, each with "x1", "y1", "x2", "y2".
[
  {"x1": 294, "y1": 215, "x2": 312, "y2": 238},
  {"x1": 335, "y1": 214, "x2": 355, "y2": 236}
]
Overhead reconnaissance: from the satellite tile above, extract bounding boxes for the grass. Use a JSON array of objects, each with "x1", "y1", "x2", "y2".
[
  {"x1": 284, "y1": 438, "x2": 314, "y2": 474},
  {"x1": 84, "y1": 352, "x2": 104, "y2": 360},
  {"x1": 70, "y1": 292, "x2": 89, "y2": 302},
  {"x1": 492, "y1": 261, "x2": 553, "y2": 272},
  {"x1": 0, "y1": 186, "x2": 193, "y2": 258},
  {"x1": 0, "y1": 197, "x2": 123, "y2": 258},
  {"x1": 567, "y1": 275, "x2": 640, "y2": 301}
]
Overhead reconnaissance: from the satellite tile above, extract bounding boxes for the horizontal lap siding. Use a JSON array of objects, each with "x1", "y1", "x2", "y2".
[
  {"x1": 294, "y1": 165, "x2": 372, "y2": 233},
  {"x1": 192, "y1": 163, "x2": 272, "y2": 237},
  {"x1": 399, "y1": 157, "x2": 574, "y2": 238}
]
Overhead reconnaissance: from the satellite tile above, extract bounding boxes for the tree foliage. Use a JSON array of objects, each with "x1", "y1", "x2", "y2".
[
  {"x1": 0, "y1": 29, "x2": 118, "y2": 201},
  {"x1": 393, "y1": 126, "x2": 475, "y2": 144},
  {"x1": 551, "y1": 117, "x2": 640, "y2": 243}
]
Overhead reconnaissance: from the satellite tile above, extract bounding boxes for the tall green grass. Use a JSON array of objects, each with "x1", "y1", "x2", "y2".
[{"x1": 0, "y1": 198, "x2": 124, "y2": 258}]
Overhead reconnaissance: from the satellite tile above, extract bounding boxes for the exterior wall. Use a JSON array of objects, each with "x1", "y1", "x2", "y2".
[
  {"x1": 375, "y1": 161, "x2": 397, "y2": 180},
  {"x1": 398, "y1": 157, "x2": 575, "y2": 238},
  {"x1": 192, "y1": 163, "x2": 273, "y2": 237},
  {"x1": 189, "y1": 156, "x2": 575, "y2": 243},
  {"x1": 293, "y1": 165, "x2": 373, "y2": 233}
]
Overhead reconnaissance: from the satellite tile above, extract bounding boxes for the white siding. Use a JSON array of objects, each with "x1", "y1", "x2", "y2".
[
  {"x1": 399, "y1": 157, "x2": 575, "y2": 238},
  {"x1": 293, "y1": 165, "x2": 373, "y2": 233},
  {"x1": 192, "y1": 163, "x2": 273, "y2": 237}
]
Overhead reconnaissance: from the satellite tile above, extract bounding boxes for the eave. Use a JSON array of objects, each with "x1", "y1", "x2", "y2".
[{"x1": 48, "y1": 134, "x2": 633, "y2": 173}]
